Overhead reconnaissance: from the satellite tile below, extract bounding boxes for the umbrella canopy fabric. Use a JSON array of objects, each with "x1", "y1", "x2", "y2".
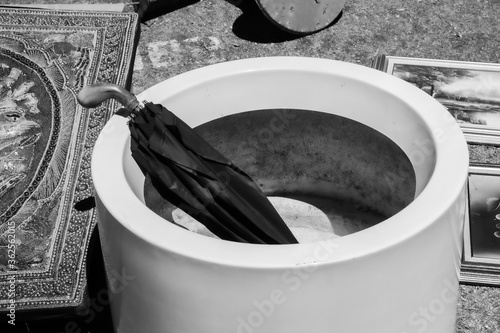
[
  {"x1": 77, "y1": 83, "x2": 298, "y2": 244},
  {"x1": 127, "y1": 102, "x2": 298, "y2": 244}
]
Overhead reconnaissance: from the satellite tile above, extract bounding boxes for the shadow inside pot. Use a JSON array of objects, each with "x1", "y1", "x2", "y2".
[{"x1": 145, "y1": 109, "x2": 416, "y2": 243}]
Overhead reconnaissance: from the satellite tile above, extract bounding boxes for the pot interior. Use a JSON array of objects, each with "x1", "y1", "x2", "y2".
[{"x1": 144, "y1": 109, "x2": 416, "y2": 242}]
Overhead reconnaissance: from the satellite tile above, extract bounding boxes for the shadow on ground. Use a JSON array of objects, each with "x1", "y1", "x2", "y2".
[
  {"x1": 138, "y1": 0, "x2": 200, "y2": 22},
  {"x1": 230, "y1": 0, "x2": 343, "y2": 43}
]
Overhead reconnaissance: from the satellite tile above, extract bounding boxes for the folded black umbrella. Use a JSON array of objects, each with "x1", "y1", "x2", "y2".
[{"x1": 78, "y1": 83, "x2": 298, "y2": 244}]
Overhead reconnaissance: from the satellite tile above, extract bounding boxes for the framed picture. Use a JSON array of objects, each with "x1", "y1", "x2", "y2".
[
  {"x1": 373, "y1": 55, "x2": 500, "y2": 145},
  {"x1": 461, "y1": 165, "x2": 500, "y2": 286}
]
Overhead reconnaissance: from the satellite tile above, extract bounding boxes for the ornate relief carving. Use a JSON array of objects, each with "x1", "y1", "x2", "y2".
[{"x1": 0, "y1": 8, "x2": 138, "y2": 311}]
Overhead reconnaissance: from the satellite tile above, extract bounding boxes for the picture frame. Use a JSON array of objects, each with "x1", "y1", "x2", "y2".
[
  {"x1": 461, "y1": 164, "x2": 500, "y2": 286},
  {"x1": 373, "y1": 55, "x2": 500, "y2": 145}
]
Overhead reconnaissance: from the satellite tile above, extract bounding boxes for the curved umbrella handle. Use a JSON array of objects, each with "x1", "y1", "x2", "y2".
[{"x1": 77, "y1": 83, "x2": 142, "y2": 117}]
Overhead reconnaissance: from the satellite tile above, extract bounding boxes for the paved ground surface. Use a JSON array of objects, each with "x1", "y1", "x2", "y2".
[
  {"x1": 132, "y1": 0, "x2": 500, "y2": 93},
  {"x1": 1, "y1": 0, "x2": 499, "y2": 332}
]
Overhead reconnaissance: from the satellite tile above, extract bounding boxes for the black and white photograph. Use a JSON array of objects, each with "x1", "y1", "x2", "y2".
[
  {"x1": 376, "y1": 56, "x2": 500, "y2": 143},
  {"x1": 462, "y1": 165, "x2": 500, "y2": 287}
]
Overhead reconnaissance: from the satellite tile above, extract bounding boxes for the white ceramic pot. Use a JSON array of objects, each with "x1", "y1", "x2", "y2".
[{"x1": 92, "y1": 57, "x2": 468, "y2": 333}]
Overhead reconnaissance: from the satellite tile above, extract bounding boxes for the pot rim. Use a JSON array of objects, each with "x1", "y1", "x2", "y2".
[{"x1": 92, "y1": 56, "x2": 469, "y2": 268}]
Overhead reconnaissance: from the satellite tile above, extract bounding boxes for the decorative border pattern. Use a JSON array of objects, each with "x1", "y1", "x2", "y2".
[{"x1": 0, "y1": 8, "x2": 138, "y2": 311}]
